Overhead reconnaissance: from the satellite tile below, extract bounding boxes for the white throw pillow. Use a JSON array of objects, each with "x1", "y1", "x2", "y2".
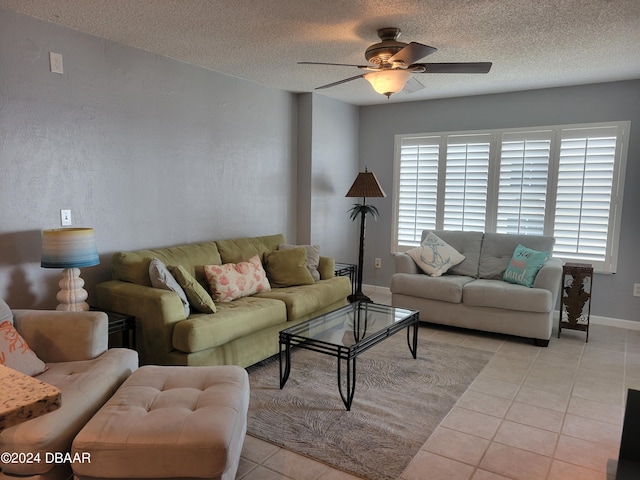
[
  {"x1": 406, "y1": 232, "x2": 466, "y2": 277},
  {"x1": 149, "y1": 258, "x2": 190, "y2": 317}
]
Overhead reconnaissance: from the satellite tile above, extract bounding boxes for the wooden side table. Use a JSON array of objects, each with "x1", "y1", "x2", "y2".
[
  {"x1": 335, "y1": 262, "x2": 357, "y2": 297},
  {"x1": 558, "y1": 262, "x2": 593, "y2": 342}
]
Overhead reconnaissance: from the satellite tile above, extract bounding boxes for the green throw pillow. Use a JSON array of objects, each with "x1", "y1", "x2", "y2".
[
  {"x1": 503, "y1": 244, "x2": 550, "y2": 288},
  {"x1": 265, "y1": 247, "x2": 315, "y2": 287},
  {"x1": 170, "y1": 265, "x2": 216, "y2": 314}
]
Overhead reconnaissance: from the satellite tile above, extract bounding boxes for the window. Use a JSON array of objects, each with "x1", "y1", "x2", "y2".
[{"x1": 393, "y1": 122, "x2": 629, "y2": 273}]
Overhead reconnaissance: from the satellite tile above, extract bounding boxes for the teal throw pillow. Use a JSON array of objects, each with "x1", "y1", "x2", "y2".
[{"x1": 503, "y1": 244, "x2": 550, "y2": 287}]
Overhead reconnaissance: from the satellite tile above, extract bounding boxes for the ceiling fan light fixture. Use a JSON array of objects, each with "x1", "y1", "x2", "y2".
[{"x1": 364, "y1": 70, "x2": 412, "y2": 98}]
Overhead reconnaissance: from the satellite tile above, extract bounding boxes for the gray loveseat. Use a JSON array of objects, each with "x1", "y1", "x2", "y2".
[{"x1": 390, "y1": 230, "x2": 563, "y2": 346}]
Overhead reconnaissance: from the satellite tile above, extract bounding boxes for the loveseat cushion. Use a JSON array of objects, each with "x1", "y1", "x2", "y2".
[
  {"x1": 172, "y1": 297, "x2": 286, "y2": 353},
  {"x1": 478, "y1": 233, "x2": 555, "y2": 279},
  {"x1": 421, "y1": 230, "x2": 483, "y2": 277},
  {"x1": 256, "y1": 276, "x2": 351, "y2": 322},
  {"x1": 112, "y1": 241, "x2": 222, "y2": 287},
  {"x1": 390, "y1": 273, "x2": 474, "y2": 304},
  {"x1": 463, "y1": 279, "x2": 553, "y2": 313},
  {"x1": 215, "y1": 234, "x2": 285, "y2": 264}
]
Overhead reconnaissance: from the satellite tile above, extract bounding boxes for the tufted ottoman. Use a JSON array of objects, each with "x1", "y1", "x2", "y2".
[{"x1": 71, "y1": 365, "x2": 249, "y2": 480}]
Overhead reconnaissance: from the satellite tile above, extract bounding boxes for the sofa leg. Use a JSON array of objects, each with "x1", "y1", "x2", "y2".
[{"x1": 533, "y1": 338, "x2": 550, "y2": 347}]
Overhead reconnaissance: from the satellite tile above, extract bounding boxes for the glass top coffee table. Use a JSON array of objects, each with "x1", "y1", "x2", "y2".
[{"x1": 279, "y1": 302, "x2": 419, "y2": 410}]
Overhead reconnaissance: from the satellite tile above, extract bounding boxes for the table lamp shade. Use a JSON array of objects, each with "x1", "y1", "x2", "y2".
[
  {"x1": 41, "y1": 228, "x2": 99, "y2": 311},
  {"x1": 41, "y1": 228, "x2": 100, "y2": 268}
]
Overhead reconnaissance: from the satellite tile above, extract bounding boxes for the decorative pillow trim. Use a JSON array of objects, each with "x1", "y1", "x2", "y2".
[
  {"x1": 204, "y1": 254, "x2": 271, "y2": 302},
  {"x1": 0, "y1": 320, "x2": 48, "y2": 376},
  {"x1": 406, "y1": 232, "x2": 466, "y2": 277}
]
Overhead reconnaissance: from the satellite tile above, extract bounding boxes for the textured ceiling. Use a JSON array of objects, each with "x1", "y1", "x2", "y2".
[{"x1": 2, "y1": 0, "x2": 639, "y2": 106}]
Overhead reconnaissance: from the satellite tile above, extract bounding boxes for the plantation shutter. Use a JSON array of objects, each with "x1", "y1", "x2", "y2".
[
  {"x1": 443, "y1": 135, "x2": 490, "y2": 231},
  {"x1": 396, "y1": 136, "x2": 440, "y2": 246},
  {"x1": 496, "y1": 132, "x2": 552, "y2": 235},
  {"x1": 553, "y1": 126, "x2": 618, "y2": 265}
]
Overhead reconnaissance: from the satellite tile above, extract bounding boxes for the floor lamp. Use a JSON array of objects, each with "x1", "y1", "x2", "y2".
[
  {"x1": 41, "y1": 228, "x2": 100, "y2": 311},
  {"x1": 345, "y1": 169, "x2": 386, "y2": 303}
]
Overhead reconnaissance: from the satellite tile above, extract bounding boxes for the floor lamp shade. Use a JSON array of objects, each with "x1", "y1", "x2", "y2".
[
  {"x1": 345, "y1": 170, "x2": 386, "y2": 302},
  {"x1": 41, "y1": 228, "x2": 100, "y2": 311}
]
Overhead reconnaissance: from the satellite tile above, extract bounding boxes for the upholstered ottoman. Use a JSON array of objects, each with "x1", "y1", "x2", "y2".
[{"x1": 71, "y1": 365, "x2": 249, "y2": 480}]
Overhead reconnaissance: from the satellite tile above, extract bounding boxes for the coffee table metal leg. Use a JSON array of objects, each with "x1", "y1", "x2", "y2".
[
  {"x1": 279, "y1": 338, "x2": 291, "y2": 389},
  {"x1": 337, "y1": 355, "x2": 356, "y2": 411},
  {"x1": 406, "y1": 315, "x2": 418, "y2": 359}
]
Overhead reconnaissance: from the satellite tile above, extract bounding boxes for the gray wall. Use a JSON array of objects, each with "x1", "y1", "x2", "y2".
[
  {"x1": 297, "y1": 93, "x2": 360, "y2": 262},
  {"x1": 0, "y1": 9, "x2": 356, "y2": 309},
  {"x1": 359, "y1": 80, "x2": 640, "y2": 322}
]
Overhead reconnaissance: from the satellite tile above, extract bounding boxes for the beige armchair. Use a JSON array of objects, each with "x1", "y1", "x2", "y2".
[{"x1": 0, "y1": 305, "x2": 138, "y2": 480}]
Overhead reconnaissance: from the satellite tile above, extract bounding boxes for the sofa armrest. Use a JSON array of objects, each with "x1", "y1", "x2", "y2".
[
  {"x1": 12, "y1": 310, "x2": 108, "y2": 363},
  {"x1": 96, "y1": 280, "x2": 187, "y2": 365},
  {"x1": 393, "y1": 252, "x2": 420, "y2": 274},
  {"x1": 533, "y1": 257, "x2": 563, "y2": 304},
  {"x1": 318, "y1": 256, "x2": 335, "y2": 280}
]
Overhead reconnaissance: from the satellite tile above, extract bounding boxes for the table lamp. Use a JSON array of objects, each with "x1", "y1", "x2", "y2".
[
  {"x1": 41, "y1": 228, "x2": 100, "y2": 311},
  {"x1": 345, "y1": 169, "x2": 386, "y2": 303}
]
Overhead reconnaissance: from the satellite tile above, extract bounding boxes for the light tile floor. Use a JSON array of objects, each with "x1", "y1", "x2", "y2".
[{"x1": 238, "y1": 289, "x2": 639, "y2": 480}]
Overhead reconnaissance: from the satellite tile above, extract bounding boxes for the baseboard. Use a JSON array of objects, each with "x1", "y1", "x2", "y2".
[{"x1": 365, "y1": 285, "x2": 640, "y2": 331}]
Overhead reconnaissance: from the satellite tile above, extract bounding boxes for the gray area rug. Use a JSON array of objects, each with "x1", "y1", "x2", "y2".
[{"x1": 246, "y1": 333, "x2": 493, "y2": 480}]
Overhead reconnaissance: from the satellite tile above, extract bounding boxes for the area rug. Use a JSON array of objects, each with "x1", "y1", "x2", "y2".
[{"x1": 246, "y1": 334, "x2": 493, "y2": 480}]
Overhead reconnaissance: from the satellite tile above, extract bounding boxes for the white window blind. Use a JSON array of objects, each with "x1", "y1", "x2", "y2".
[
  {"x1": 396, "y1": 137, "x2": 439, "y2": 245},
  {"x1": 393, "y1": 122, "x2": 629, "y2": 273},
  {"x1": 553, "y1": 126, "x2": 619, "y2": 266},
  {"x1": 443, "y1": 137, "x2": 490, "y2": 231},
  {"x1": 497, "y1": 132, "x2": 551, "y2": 235}
]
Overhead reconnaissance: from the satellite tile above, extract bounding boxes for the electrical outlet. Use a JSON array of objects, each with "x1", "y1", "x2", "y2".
[
  {"x1": 374, "y1": 257, "x2": 382, "y2": 269},
  {"x1": 50, "y1": 52, "x2": 64, "y2": 74},
  {"x1": 634, "y1": 284, "x2": 640, "y2": 297},
  {"x1": 60, "y1": 209, "x2": 72, "y2": 226}
]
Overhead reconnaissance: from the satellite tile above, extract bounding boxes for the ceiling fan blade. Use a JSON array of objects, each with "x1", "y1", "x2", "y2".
[
  {"x1": 413, "y1": 62, "x2": 493, "y2": 74},
  {"x1": 298, "y1": 61, "x2": 370, "y2": 68},
  {"x1": 315, "y1": 74, "x2": 366, "y2": 90},
  {"x1": 388, "y1": 42, "x2": 437, "y2": 65},
  {"x1": 402, "y1": 76, "x2": 425, "y2": 94}
]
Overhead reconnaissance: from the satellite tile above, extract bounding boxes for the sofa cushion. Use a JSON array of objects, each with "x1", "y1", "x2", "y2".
[
  {"x1": 171, "y1": 265, "x2": 216, "y2": 314},
  {"x1": 407, "y1": 232, "x2": 466, "y2": 276},
  {"x1": 479, "y1": 233, "x2": 555, "y2": 279},
  {"x1": 256, "y1": 276, "x2": 351, "y2": 322},
  {"x1": 463, "y1": 279, "x2": 553, "y2": 313},
  {"x1": 215, "y1": 234, "x2": 285, "y2": 264},
  {"x1": 279, "y1": 243, "x2": 321, "y2": 281},
  {"x1": 422, "y1": 230, "x2": 483, "y2": 277},
  {"x1": 0, "y1": 320, "x2": 47, "y2": 376},
  {"x1": 149, "y1": 258, "x2": 190, "y2": 317},
  {"x1": 503, "y1": 244, "x2": 551, "y2": 287},
  {"x1": 204, "y1": 255, "x2": 271, "y2": 302},
  {"x1": 264, "y1": 247, "x2": 315, "y2": 287},
  {"x1": 172, "y1": 297, "x2": 286, "y2": 352},
  {"x1": 390, "y1": 273, "x2": 474, "y2": 304},
  {"x1": 111, "y1": 241, "x2": 222, "y2": 287}
]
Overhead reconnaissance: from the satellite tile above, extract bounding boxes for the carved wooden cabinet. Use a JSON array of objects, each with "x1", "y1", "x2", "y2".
[{"x1": 558, "y1": 262, "x2": 593, "y2": 342}]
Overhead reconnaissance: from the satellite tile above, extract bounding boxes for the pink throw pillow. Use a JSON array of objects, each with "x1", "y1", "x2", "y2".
[{"x1": 204, "y1": 254, "x2": 271, "y2": 302}]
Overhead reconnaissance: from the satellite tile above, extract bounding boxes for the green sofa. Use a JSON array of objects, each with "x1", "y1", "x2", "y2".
[{"x1": 96, "y1": 234, "x2": 351, "y2": 367}]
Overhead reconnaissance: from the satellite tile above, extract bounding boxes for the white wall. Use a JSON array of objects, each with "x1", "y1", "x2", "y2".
[{"x1": 359, "y1": 80, "x2": 640, "y2": 322}]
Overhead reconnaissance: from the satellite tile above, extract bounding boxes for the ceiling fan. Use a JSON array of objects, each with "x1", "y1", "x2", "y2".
[{"x1": 299, "y1": 27, "x2": 492, "y2": 99}]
